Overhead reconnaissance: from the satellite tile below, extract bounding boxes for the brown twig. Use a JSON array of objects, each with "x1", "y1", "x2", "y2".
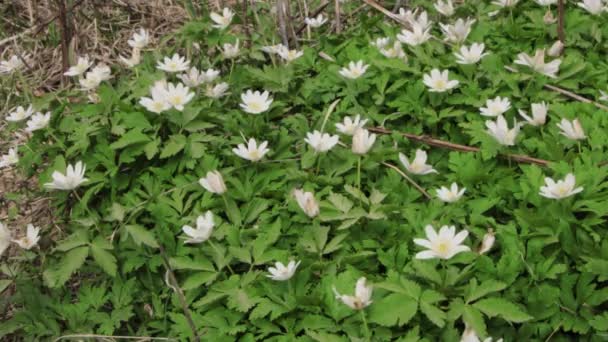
[
  {"x1": 295, "y1": 1, "x2": 329, "y2": 36},
  {"x1": 158, "y1": 245, "x2": 201, "y2": 342},
  {"x1": 277, "y1": 0, "x2": 289, "y2": 47},
  {"x1": 54, "y1": 0, "x2": 71, "y2": 85},
  {"x1": 369, "y1": 127, "x2": 551, "y2": 167},
  {"x1": 242, "y1": 0, "x2": 251, "y2": 47},
  {"x1": 557, "y1": 0, "x2": 565, "y2": 43},
  {"x1": 382, "y1": 162, "x2": 432, "y2": 200},
  {"x1": 334, "y1": 0, "x2": 341, "y2": 33}
]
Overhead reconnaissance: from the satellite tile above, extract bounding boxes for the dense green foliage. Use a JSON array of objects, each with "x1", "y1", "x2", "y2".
[{"x1": 2, "y1": 0, "x2": 608, "y2": 341}]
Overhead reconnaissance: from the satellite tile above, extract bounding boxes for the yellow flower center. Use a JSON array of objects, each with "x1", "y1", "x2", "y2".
[
  {"x1": 434, "y1": 79, "x2": 446, "y2": 89},
  {"x1": 248, "y1": 101, "x2": 263, "y2": 112},
  {"x1": 437, "y1": 242, "x2": 449, "y2": 255}
]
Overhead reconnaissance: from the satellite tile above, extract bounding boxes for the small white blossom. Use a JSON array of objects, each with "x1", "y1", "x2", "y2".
[
  {"x1": 79, "y1": 64, "x2": 111, "y2": 91},
  {"x1": 304, "y1": 130, "x2": 339, "y2": 153},
  {"x1": 557, "y1": 118, "x2": 586, "y2": 140},
  {"x1": 293, "y1": 189, "x2": 320, "y2": 218},
  {"x1": 339, "y1": 60, "x2": 369, "y2": 79},
  {"x1": 461, "y1": 324, "x2": 504, "y2": 342},
  {"x1": 205, "y1": 82, "x2": 229, "y2": 99},
  {"x1": 440, "y1": 18, "x2": 475, "y2": 44},
  {"x1": 379, "y1": 41, "x2": 406, "y2": 59},
  {"x1": 261, "y1": 44, "x2": 286, "y2": 55},
  {"x1": 336, "y1": 115, "x2": 368, "y2": 135},
  {"x1": 0, "y1": 222, "x2": 10, "y2": 257},
  {"x1": 371, "y1": 37, "x2": 390, "y2": 49},
  {"x1": 454, "y1": 43, "x2": 488, "y2": 64},
  {"x1": 485, "y1": 115, "x2": 521, "y2": 146},
  {"x1": 199, "y1": 170, "x2": 227, "y2": 195},
  {"x1": 399, "y1": 149, "x2": 438, "y2": 175},
  {"x1": 492, "y1": 0, "x2": 520, "y2": 7},
  {"x1": 352, "y1": 128, "x2": 376, "y2": 155},
  {"x1": 0, "y1": 148, "x2": 19, "y2": 168},
  {"x1": 535, "y1": 0, "x2": 558, "y2": 5},
  {"x1": 177, "y1": 67, "x2": 218, "y2": 87},
  {"x1": 514, "y1": 50, "x2": 561, "y2": 78},
  {"x1": 397, "y1": 9, "x2": 432, "y2": 29},
  {"x1": 119, "y1": 48, "x2": 141, "y2": 68},
  {"x1": 478, "y1": 229, "x2": 496, "y2": 255},
  {"x1": 480, "y1": 96, "x2": 511, "y2": 117},
  {"x1": 240, "y1": 90, "x2": 273, "y2": 114},
  {"x1": 182, "y1": 211, "x2": 214, "y2": 244},
  {"x1": 25, "y1": 111, "x2": 51, "y2": 132},
  {"x1": 396, "y1": 25, "x2": 432, "y2": 46},
  {"x1": 6, "y1": 105, "x2": 34, "y2": 122},
  {"x1": 304, "y1": 14, "x2": 327, "y2": 28},
  {"x1": 232, "y1": 138, "x2": 270, "y2": 162},
  {"x1": 44, "y1": 161, "x2": 88, "y2": 190},
  {"x1": 266, "y1": 260, "x2": 300, "y2": 281},
  {"x1": 434, "y1": 0, "x2": 455, "y2": 16},
  {"x1": 577, "y1": 0, "x2": 606, "y2": 15},
  {"x1": 423, "y1": 69, "x2": 459, "y2": 92},
  {"x1": 140, "y1": 80, "x2": 171, "y2": 114},
  {"x1": 0, "y1": 55, "x2": 26, "y2": 74},
  {"x1": 164, "y1": 82, "x2": 195, "y2": 111},
  {"x1": 221, "y1": 40, "x2": 240, "y2": 59},
  {"x1": 128, "y1": 28, "x2": 150, "y2": 49},
  {"x1": 333, "y1": 277, "x2": 373, "y2": 310},
  {"x1": 518, "y1": 102, "x2": 548, "y2": 126},
  {"x1": 64, "y1": 56, "x2": 92, "y2": 77},
  {"x1": 210, "y1": 7, "x2": 235, "y2": 29},
  {"x1": 13, "y1": 224, "x2": 40, "y2": 250},
  {"x1": 414, "y1": 224, "x2": 470, "y2": 259},
  {"x1": 436, "y1": 183, "x2": 466, "y2": 202},
  {"x1": 547, "y1": 40, "x2": 564, "y2": 57},
  {"x1": 540, "y1": 173, "x2": 583, "y2": 199},
  {"x1": 277, "y1": 47, "x2": 304, "y2": 63},
  {"x1": 157, "y1": 54, "x2": 190, "y2": 73},
  {"x1": 600, "y1": 90, "x2": 608, "y2": 102}
]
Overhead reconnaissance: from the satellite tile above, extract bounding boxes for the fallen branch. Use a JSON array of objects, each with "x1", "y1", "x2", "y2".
[
  {"x1": 369, "y1": 127, "x2": 551, "y2": 167},
  {"x1": 363, "y1": 0, "x2": 608, "y2": 112},
  {"x1": 382, "y1": 162, "x2": 432, "y2": 199}
]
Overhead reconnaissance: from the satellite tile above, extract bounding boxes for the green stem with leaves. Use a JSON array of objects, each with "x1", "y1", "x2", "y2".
[{"x1": 360, "y1": 310, "x2": 370, "y2": 341}]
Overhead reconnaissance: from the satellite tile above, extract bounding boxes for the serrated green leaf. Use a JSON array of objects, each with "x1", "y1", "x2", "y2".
[{"x1": 473, "y1": 297, "x2": 533, "y2": 323}]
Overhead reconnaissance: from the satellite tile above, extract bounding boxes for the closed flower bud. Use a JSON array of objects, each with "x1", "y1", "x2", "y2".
[
  {"x1": 547, "y1": 40, "x2": 564, "y2": 57},
  {"x1": 478, "y1": 229, "x2": 496, "y2": 254},
  {"x1": 199, "y1": 171, "x2": 227, "y2": 194},
  {"x1": 543, "y1": 9, "x2": 557, "y2": 24}
]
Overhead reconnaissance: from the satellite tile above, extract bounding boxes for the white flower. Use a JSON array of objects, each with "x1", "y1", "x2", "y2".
[
  {"x1": 233, "y1": 138, "x2": 270, "y2": 162},
  {"x1": 547, "y1": 40, "x2": 564, "y2": 57},
  {"x1": 205, "y1": 82, "x2": 229, "y2": 98},
  {"x1": 0, "y1": 55, "x2": 25, "y2": 74},
  {"x1": 557, "y1": 118, "x2": 586, "y2": 140},
  {"x1": 119, "y1": 48, "x2": 141, "y2": 68},
  {"x1": 535, "y1": 0, "x2": 558, "y2": 5},
  {"x1": 305, "y1": 130, "x2": 340, "y2": 153},
  {"x1": 399, "y1": 149, "x2": 438, "y2": 175},
  {"x1": 44, "y1": 161, "x2": 88, "y2": 190},
  {"x1": 339, "y1": 60, "x2": 369, "y2": 79},
  {"x1": 514, "y1": 50, "x2": 561, "y2": 78},
  {"x1": 305, "y1": 14, "x2": 327, "y2": 28},
  {"x1": 25, "y1": 111, "x2": 51, "y2": 132},
  {"x1": 540, "y1": 173, "x2": 583, "y2": 199},
  {"x1": 12, "y1": 224, "x2": 40, "y2": 250},
  {"x1": 544, "y1": 9, "x2": 557, "y2": 23},
  {"x1": 0, "y1": 148, "x2": 19, "y2": 168},
  {"x1": 199, "y1": 170, "x2": 227, "y2": 194},
  {"x1": 333, "y1": 277, "x2": 373, "y2": 310},
  {"x1": 423, "y1": 69, "x2": 459, "y2": 92},
  {"x1": 414, "y1": 224, "x2": 470, "y2": 259},
  {"x1": 461, "y1": 324, "x2": 504, "y2": 342},
  {"x1": 128, "y1": 28, "x2": 150, "y2": 49},
  {"x1": 240, "y1": 90, "x2": 273, "y2": 114},
  {"x1": 396, "y1": 25, "x2": 432, "y2": 46},
  {"x1": 478, "y1": 229, "x2": 496, "y2": 255},
  {"x1": 157, "y1": 54, "x2": 190, "y2": 73},
  {"x1": 6, "y1": 105, "x2": 34, "y2": 122},
  {"x1": 277, "y1": 47, "x2": 304, "y2": 63},
  {"x1": 518, "y1": 102, "x2": 548, "y2": 126},
  {"x1": 577, "y1": 0, "x2": 606, "y2": 14},
  {"x1": 485, "y1": 115, "x2": 521, "y2": 146},
  {"x1": 79, "y1": 64, "x2": 111, "y2": 91},
  {"x1": 336, "y1": 115, "x2": 368, "y2": 135},
  {"x1": 379, "y1": 41, "x2": 406, "y2": 59},
  {"x1": 164, "y1": 82, "x2": 195, "y2": 111},
  {"x1": 140, "y1": 80, "x2": 171, "y2": 114},
  {"x1": 352, "y1": 128, "x2": 376, "y2": 155},
  {"x1": 480, "y1": 96, "x2": 511, "y2": 117},
  {"x1": 0, "y1": 221, "x2": 10, "y2": 257},
  {"x1": 600, "y1": 90, "x2": 608, "y2": 102},
  {"x1": 436, "y1": 183, "x2": 466, "y2": 202},
  {"x1": 266, "y1": 260, "x2": 300, "y2": 281},
  {"x1": 293, "y1": 189, "x2": 320, "y2": 218},
  {"x1": 454, "y1": 43, "x2": 488, "y2": 64},
  {"x1": 221, "y1": 40, "x2": 240, "y2": 59},
  {"x1": 261, "y1": 44, "x2": 286, "y2": 55},
  {"x1": 492, "y1": 0, "x2": 520, "y2": 7},
  {"x1": 64, "y1": 56, "x2": 92, "y2": 77},
  {"x1": 397, "y1": 9, "x2": 432, "y2": 29},
  {"x1": 182, "y1": 211, "x2": 214, "y2": 244},
  {"x1": 371, "y1": 37, "x2": 390, "y2": 49},
  {"x1": 434, "y1": 0, "x2": 455, "y2": 16},
  {"x1": 210, "y1": 7, "x2": 234, "y2": 29},
  {"x1": 177, "y1": 68, "x2": 203, "y2": 87},
  {"x1": 440, "y1": 18, "x2": 475, "y2": 44}
]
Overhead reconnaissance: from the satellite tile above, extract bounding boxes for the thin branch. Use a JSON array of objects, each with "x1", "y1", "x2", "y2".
[
  {"x1": 382, "y1": 162, "x2": 432, "y2": 200},
  {"x1": 369, "y1": 127, "x2": 551, "y2": 167},
  {"x1": 54, "y1": 0, "x2": 71, "y2": 85},
  {"x1": 158, "y1": 245, "x2": 201, "y2": 342},
  {"x1": 557, "y1": 0, "x2": 565, "y2": 43},
  {"x1": 334, "y1": 0, "x2": 341, "y2": 33},
  {"x1": 53, "y1": 334, "x2": 176, "y2": 342},
  {"x1": 277, "y1": 0, "x2": 289, "y2": 47}
]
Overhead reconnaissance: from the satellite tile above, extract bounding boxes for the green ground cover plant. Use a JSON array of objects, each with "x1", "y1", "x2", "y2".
[{"x1": 1, "y1": 0, "x2": 608, "y2": 340}]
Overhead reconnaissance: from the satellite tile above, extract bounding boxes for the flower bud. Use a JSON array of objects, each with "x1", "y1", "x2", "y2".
[
  {"x1": 547, "y1": 40, "x2": 564, "y2": 57},
  {"x1": 544, "y1": 9, "x2": 557, "y2": 24},
  {"x1": 199, "y1": 170, "x2": 227, "y2": 194},
  {"x1": 478, "y1": 229, "x2": 496, "y2": 255}
]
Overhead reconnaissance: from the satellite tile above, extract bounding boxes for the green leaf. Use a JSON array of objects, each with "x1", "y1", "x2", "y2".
[
  {"x1": 466, "y1": 279, "x2": 507, "y2": 303},
  {"x1": 90, "y1": 242, "x2": 117, "y2": 277},
  {"x1": 368, "y1": 293, "x2": 417, "y2": 327},
  {"x1": 125, "y1": 225, "x2": 159, "y2": 248},
  {"x1": 463, "y1": 305, "x2": 487, "y2": 339},
  {"x1": 160, "y1": 134, "x2": 187, "y2": 158},
  {"x1": 55, "y1": 230, "x2": 89, "y2": 252},
  {"x1": 473, "y1": 298, "x2": 533, "y2": 323},
  {"x1": 110, "y1": 129, "x2": 150, "y2": 149},
  {"x1": 223, "y1": 196, "x2": 242, "y2": 226},
  {"x1": 43, "y1": 246, "x2": 90, "y2": 288}
]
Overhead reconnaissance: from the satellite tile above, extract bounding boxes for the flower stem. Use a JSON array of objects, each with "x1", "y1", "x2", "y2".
[
  {"x1": 360, "y1": 310, "x2": 370, "y2": 341},
  {"x1": 357, "y1": 156, "x2": 362, "y2": 194}
]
